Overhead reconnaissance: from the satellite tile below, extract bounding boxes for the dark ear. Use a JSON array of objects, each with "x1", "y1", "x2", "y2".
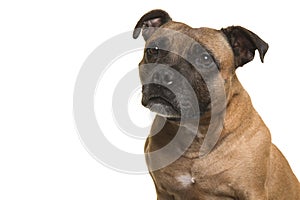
[
  {"x1": 221, "y1": 26, "x2": 269, "y2": 68},
  {"x1": 133, "y1": 9, "x2": 172, "y2": 41}
]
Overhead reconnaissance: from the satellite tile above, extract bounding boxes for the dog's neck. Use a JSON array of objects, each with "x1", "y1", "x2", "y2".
[{"x1": 223, "y1": 74, "x2": 254, "y2": 133}]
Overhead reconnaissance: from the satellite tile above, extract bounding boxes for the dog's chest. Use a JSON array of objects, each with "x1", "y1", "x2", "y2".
[
  {"x1": 149, "y1": 156, "x2": 235, "y2": 199},
  {"x1": 153, "y1": 157, "x2": 196, "y2": 189}
]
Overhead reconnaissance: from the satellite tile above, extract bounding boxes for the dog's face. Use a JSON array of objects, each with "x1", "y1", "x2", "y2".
[
  {"x1": 139, "y1": 26, "x2": 222, "y2": 119},
  {"x1": 133, "y1": 10, "x2": 268, "y2": 120}
]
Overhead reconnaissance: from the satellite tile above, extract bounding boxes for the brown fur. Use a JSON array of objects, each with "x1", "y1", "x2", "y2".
[{"x1": 134, "y1": 10, "x2": 300, "y2": 199}]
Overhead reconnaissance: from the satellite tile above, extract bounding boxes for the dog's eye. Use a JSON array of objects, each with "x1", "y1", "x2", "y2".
[
  {"x1": 146, "y1": 46, "x2": 159, "y2": 55},
  {"x1": 195, "y1": 53, "x2": 214, "y2": 68}
]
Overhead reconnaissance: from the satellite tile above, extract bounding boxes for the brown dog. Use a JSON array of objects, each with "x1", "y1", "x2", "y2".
[{"x1": 133, "y1": 9, "x2": 300, "y2": 199}]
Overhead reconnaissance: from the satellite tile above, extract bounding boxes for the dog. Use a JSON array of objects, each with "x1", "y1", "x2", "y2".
[{"x1": 133, "y1": 9, "x2": 300, "y2": 199}]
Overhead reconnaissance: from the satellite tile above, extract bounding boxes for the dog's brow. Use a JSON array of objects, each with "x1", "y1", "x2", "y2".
[{"x1": 146, "y1": 37, "x2": 170, "y2": 49}]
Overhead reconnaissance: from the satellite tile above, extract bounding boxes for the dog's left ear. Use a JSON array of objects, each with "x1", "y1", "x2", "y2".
[
  {"x1": 221, "y1": 26, "x2": 269, "y2": 68},
  {"x1": 133, "y1": 9, "x2": 172, "y2": 41}
]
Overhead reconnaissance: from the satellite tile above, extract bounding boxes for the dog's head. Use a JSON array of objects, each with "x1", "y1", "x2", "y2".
[{"x1": 133, "y1": 9, "x2": 268, "y2": 120}]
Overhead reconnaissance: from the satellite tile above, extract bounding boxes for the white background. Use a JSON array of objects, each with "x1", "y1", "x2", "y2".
[{"x1": 1, "y1": 1, "x2": 299, "y2": 199}]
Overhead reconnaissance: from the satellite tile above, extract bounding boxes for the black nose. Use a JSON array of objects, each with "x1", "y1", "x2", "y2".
[{"x1": 151, "y1": 68, "x2": 174, "y2": 86}]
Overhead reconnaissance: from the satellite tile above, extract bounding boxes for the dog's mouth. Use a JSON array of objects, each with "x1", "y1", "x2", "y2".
[
  {"x1": 141, "y1": 83, "x2": 205, "y2": 119},
  {"x1": 144, "y1": 95, "x2": 180, "y2": 117},
  {"x1": 141, "y1": 85, "x2": 181, "y2": 118},
  {"x1": 147, "y1": 95, "x2": 177, "y2": 109}
]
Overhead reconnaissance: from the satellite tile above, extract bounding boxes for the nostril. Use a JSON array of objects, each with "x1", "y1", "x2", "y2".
[
  {"x1": 163, "y1": 72, "x2": 174, "y2": 85},
  {"x1": 152, "y1": 72, "x2": 160, "y2": 83},
  {"x1": 164, "y1": 74, "x2": 170, "y2": 82},
  {"x1": 164, "y1": 76, "x2": 173, "y2": 85}
]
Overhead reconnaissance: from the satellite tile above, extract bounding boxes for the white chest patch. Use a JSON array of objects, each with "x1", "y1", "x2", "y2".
[{"x1": 176, "y1": 173, "x2": 196, "y2": 188}]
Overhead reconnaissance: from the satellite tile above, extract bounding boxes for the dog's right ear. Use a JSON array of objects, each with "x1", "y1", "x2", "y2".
[{"x1": 133, "y1": 9, "x2": 172, "y2": 41}]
